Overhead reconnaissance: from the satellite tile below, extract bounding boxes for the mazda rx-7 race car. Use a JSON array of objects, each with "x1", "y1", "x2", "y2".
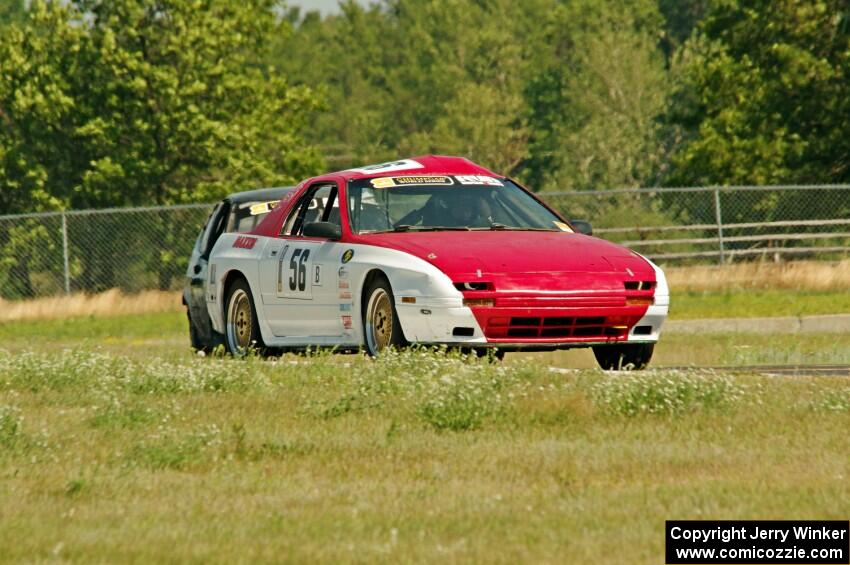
[{"x1": 197, "y1": 156, "x2": 669, "y2": 369}]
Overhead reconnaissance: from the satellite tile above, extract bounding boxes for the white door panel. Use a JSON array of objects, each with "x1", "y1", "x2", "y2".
[{"x1": 259, "y1": 239, "x2": 342, "y2": 338}]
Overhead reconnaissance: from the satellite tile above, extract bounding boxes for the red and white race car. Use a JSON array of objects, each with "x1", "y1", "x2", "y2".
[{"x1": 203, "y1": 156, "x2": 668, "y2": 369}]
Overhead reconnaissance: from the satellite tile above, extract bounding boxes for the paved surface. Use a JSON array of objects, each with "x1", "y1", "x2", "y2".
[
  {"x1": 549, "y1": 365, "x2": 850, "y2": 377},
  {"x1": 662, "y1": 364, "x2": 850, "y2": 377},
  {"x1": 665, "y1": 314, "x2": 850, "y2": 334}
]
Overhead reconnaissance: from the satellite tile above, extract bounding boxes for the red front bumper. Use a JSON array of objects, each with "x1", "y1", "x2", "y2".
[{"x1": 468, "y1": 294, "x2": 653, "y2": 344}]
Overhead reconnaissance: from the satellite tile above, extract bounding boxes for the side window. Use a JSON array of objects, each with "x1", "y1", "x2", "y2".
[
  {"x1": 197, "y1": 203, "x2": 222, "y2": 254},
  {"x1": 281, "y1": 184, "x2": 339, "y2": 236},
  {"x1": 202, "y1": 202, "x2": 230, "y2": 257},
  {"x1": 228, "y1": 200, "x2": 279, "y2": 233}
]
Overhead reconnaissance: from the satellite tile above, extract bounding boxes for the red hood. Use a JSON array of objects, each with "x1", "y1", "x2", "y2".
[{"x1": 358, "y1": 231, "x2": 654, "y2": 292}]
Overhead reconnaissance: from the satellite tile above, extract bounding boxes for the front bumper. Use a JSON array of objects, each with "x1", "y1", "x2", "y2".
[{"x1": 394, "y1": 294, "x2": 668, "y2": 350}]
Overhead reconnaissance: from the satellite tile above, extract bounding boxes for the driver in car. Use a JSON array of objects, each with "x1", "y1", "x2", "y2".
[{"x1": 419, "y1": 189, "x2": 494, "y2": 228}]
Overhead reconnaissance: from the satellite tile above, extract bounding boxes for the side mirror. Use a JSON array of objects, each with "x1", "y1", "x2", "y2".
[
  {"x1": 303, "y1": 221, "x2": 342, "y2": 240},
  {"x1": 570, "y1": 219, "x2": 593, "y2": 236}
]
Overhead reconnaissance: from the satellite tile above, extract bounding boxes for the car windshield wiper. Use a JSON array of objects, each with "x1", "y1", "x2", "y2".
[
  {"x1": 397, "y1": 225, "x2": 471, "y2": 232},
  {"x1": 366, "y1": 225, "x2": 472, "y2": 234},
  {"x1": 468, "y1": 223, "x2": 558, "y2": 232}
]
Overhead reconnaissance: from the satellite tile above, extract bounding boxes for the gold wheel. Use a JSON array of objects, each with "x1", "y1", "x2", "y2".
[
  {"x1": 226, "y1": 287, "x2": 253, "y2": 355},
  {"x1": 366, "y1": 287, "x2": 393, "y2": 354}
]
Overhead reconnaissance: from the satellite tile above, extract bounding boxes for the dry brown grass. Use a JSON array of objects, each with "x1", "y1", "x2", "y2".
[
  {"x1": 0, "y1": 289, "x2": 182, "y2": 322},
  {"x1": 665, "y1": 259, "x2": 850, "y2": 292}
]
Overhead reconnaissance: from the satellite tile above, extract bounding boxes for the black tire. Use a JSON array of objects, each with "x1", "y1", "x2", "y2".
[
  {"x1": 187, "y1": 310, "x2": 205, "y2": 351},
  {"x1": 592, "y1": 343, "x2": 655, "y2": 371},
  {"x1": 362, "y1": 275, "x2": 407, "y2": 356},
  {"x1": 188, "y1": 310, "x2": 225, "y2": 354},
  {"x1": 473, "y1": 348, "x2": 505, "y2": 362},
  {"x1": 224, "y1": 278, "x2": 265, "y2": 356}
]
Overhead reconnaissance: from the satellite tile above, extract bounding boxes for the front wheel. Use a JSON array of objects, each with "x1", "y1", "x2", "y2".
[
  {"x1": 362, "y1": 276, "x2": 406, "y2": 356},
  {"x1": 224, "y1": 278, "x2": 264, "y2": 356},
  {"x1": 592, "y1": 343, "x2": 654, "y2": 371}
]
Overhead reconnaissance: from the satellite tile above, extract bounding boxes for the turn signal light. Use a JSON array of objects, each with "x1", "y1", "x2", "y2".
[
  {"x1": 401, "y1": 296, "x2": 416, "y2": 304},
  {"x1": 626, "y1": 297, "x2": 654, "y2": 306},
  {"x1": 463, "y1": 298, "x2": 495, "y2": 307}
]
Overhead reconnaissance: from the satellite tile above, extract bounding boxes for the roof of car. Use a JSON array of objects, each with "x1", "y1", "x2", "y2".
[
  {"x1": 226, "y1": 186, "x2": 294, "y2": 204},
  {"x1": 322, "y1": 155, "x2": 500, "y2": 183}
]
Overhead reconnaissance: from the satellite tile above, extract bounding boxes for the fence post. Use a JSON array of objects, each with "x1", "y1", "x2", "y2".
[
  {"x1": 713, "y1": 188, "x2": 726, "y2": 265},
  {"x1": 61, "y1": 211, "x2": 70, "y2": 294}
]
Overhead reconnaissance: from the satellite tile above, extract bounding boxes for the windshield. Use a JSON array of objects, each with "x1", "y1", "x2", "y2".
[{"x1": 347, "y1": 175, "x2": 569, "y2": 233}]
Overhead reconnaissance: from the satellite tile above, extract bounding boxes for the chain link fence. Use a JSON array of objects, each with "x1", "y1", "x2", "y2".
[
  {"x1": 0, "y1": 204, "x2": 212, "y2": 300},
  {"x1": 1, "y1": 185, "x2": 849, "y2": 300}
]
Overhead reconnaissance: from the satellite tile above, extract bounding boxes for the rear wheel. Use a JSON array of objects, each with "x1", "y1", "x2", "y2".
[
  {"x1": 224, "y1": 278, "x2": 264, "y2": 356},
  {"x1": 188, "y1": 310, "x2": 204, "y2": 351},
  {"x1": 187, "y1": 310, "x2": 223, "y2": 353},
  {"x1": 363, "y1": 276, "x2": 406, "y2": 356},
  {"x1": 592, "y1": 343, "x2": 654, "y2": 370}
]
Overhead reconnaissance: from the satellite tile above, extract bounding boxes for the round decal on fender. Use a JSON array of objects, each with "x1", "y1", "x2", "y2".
[{"x1": 341, "y1": 249, "x2": 354, "y2": 264}]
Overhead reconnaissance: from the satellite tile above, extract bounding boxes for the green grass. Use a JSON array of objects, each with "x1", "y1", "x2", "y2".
[
  {"x1": 0, "y1": 311, "x2": 184, "y2": 343},
  {"x1": 1, "y1": 309, "x2": 849, "y2": 562},
  {"x1": 670, "y1": 289, "x2": 850, "y2": 320},
  {"x1": 0, "y1": 347, "x2": 847, "y2": 562},
  {"x1": 3, "y1": 308, "x2": 850, "y2": 367},
  {"x1": 538, "y1": 332, "x2": 850, "y2": 368}
]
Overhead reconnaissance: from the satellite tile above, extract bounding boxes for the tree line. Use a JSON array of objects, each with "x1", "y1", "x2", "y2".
[{"x1": 1, "y1": 0, "x2": 849, "y2": 215}]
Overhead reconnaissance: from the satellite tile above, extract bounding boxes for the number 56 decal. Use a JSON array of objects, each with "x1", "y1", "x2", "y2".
[
  {"x1": 289, "y1": 249, "x2": 310, "y2": 292},
  {"x1": 277, "y1": 247, "x2": 313, "y2": 299}
]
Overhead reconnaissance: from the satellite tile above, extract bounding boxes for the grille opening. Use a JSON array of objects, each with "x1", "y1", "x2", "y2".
[
  {"x1": 486, "y1": 316, "x2": 633, "y2": 339},
  {"x1": 452, "y1": 327, "x2": 475, "y2": 337},
  {"x1": 573, "y1": 326, "x2": 604, "y2": 337},
  {"x1": 575, "y1": 316, "x2": 605, "y2": 326},
  {"x1": 511, "y1": 317, "x2": 540, "y2": 326},
  {"x1": 633, "y1": 325, "x2": 653, "y2": 335},
  {"x1": 508, "y1": 328, "x2": 539, "y2": 338},
  {"x1": 454, "y1": 281, "x2": 493, "y2": 291},
  {"x1": 624, "y1": 281, "x2": 655, "y2": 291}
]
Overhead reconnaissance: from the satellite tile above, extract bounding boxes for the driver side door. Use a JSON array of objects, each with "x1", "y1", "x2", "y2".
[{"x1": 259, "y1": 183, "x2": 343, "y2": 338}]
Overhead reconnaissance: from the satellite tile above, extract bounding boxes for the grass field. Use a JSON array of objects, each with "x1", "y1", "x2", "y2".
[
  {"x1": 1, "y1": 344, "x2": 848, "y2": 562},
  {"x1": 669, "y1": 289, "x2": 850, "y2": 320},
  {"x1": 0, "y1": 311, "x2": 849, "y2": 562},
  {"x1": 4, "y1": 311, "x2": 850, "y2": 367}
]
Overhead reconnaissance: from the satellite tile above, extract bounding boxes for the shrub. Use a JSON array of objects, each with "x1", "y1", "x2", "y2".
[
  {"x1": 315, "y1": 348, "x2": 514, "y2": 431},
  {"x1": 591, "y1": 371, "x2": 744, "y2": 416},
  {"x1": 811, "y1": 388, "x2": 850, "y2": 413}
]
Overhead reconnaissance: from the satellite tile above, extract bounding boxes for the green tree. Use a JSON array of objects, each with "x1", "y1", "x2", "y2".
[
  {"x1": 658, "y1": 0, "x2": 708, "y2": 59},
  {"x1": 524, "y1": 0, "x2": 670, "y2": 190},
  {"x1": 667, "y1": 0, "x2": 850, "y2": 187},
  {"x1": 0, "y1": 0, "x2": 323, "y2": 215},
  {"x1": 0, "y1": 2, "x2": 84, "y2": 215},
  {"x1": 0, "y1": 0, "x2": 323, "y2": 295},
  {"x1": 0, "y1": 0, "x2": 25, "y2": 25},
  {"x1": 274, "y1": 0, "x2": 546, "y2": 177}
]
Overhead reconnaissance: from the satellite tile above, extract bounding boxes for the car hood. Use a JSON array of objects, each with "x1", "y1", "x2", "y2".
[{"x1": 360, "y1": 231, "x2": 655, "y2": 292}]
